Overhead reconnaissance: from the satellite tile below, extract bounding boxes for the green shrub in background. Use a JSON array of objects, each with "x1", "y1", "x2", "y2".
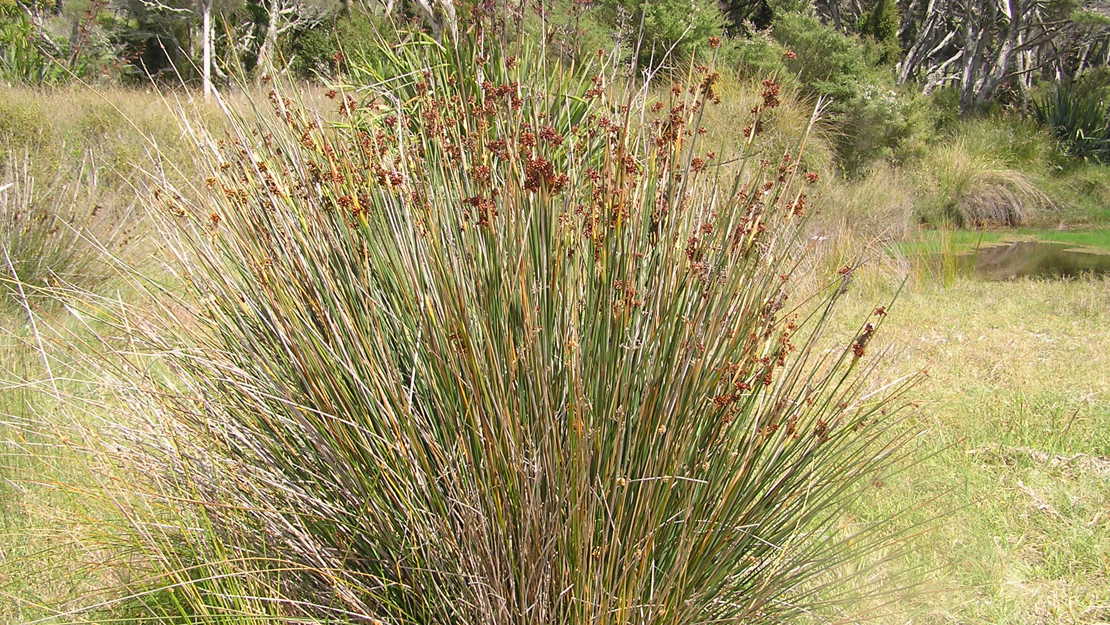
[
  {"x1": 838, "y1": 83, "x2": 936, "y2": 174},
  {"x1": 721, "y1": 0, "x2": 814, "y2": 34},
  {"x1": 857, "y1": 0, "x2": 901, "y2": 65},
  {"x1": 530, "y1": 0, "x2": 620, "y2": 66},
  {"x1": 721, "y1": 0, "x2": 775, "y2": 33},
  {"x1": 0, "y1": 2, "x2": 68, "y2": 85},
  {"x1": 1032, "y1": 82, "x2": 1110, "y2": 162},
  {"x1": 733, "y1": 27, "x2": 789, "y2": 79},
  {"x1": 594, "y1": 0, "x2": 729, "y2": 68},
  {"x1": 922, "y1": 84, "x2": 962, "y2": 132},
  {"x1": 733, "y1": 11, "x2": 877, "y2": 98},
  {"x1": 738, "y1": 11, "x2": 933, "y2": 175},
  {"x1": 288, "y1": 10, "x2": 387, "y2": 79},
  {"x1": 0, "y1": 0, "x2": 120, "y2": 85},
  {"x1": 1071, "y1": 66, "x2": 1110, "y2": 102},
  {"x1": 774, "y1": 12, "x2": 873, "y2": 101}
]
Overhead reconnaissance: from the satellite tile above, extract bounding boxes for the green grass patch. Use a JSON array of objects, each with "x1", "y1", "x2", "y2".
[
  {"x1": 1022, "y1": 227, "x2": 1110, "y2": 249},
  {"x1": 897, "y1": 228, "x2": 1110, "y2": 255},
  {"x1": 836, "y1": 277, "x2": 1110, "y2": 625}
]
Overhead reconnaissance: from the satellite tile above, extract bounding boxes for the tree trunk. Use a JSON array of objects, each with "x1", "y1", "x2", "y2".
[
  {"x1": 255, "y1": 0, "x2": 281, "y2": 77},
  {"x1": 201, "y1": 0, "x2": 212, "y2": 99},
  {"x1": 412, "y1": 0, "x2": 457, "y2": 40},
  {"x1": 977, "y1": 0, "x2": 1022, "y2": 107},
  {"x1": 958, "y1": 5, "x2": 985, "y2": 113}
]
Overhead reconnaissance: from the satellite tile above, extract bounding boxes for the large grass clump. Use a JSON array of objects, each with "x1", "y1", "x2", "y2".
[
  {"x1": 914, "y1": 120, "x2": 1054, "y2": 227},
  {"x1": 0, "y1": 154, "x2": 134, "y2": 308},
  {"x1": 90, "y1": 20, "x2": 918, "y2": 624}
]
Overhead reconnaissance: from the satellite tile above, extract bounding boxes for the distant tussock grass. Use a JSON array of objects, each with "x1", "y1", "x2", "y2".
[
  {"x1": 915, "y1": 120, "x2": 1055, "y2": 228},
  {"x1": 80, "y1": 20, "x2": 920, "y2": 625},
  {"x1": 919, "y1": 141, "x2": 1051, "y2": 227},
  {"x1": 0, "y1": 153, "x2": 136, "y2": 307}
]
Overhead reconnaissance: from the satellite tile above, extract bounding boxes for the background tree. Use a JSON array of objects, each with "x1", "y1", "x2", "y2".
[
  {"x1": 893, "y1": 0, "x2": 1110, "y2": 111},
  {"x1": 253, "y1": 0, "x2": 322, "y2": 76},
  {"x1": 858, "y1": 0, "x2": 901, "y2": 63},
  {"x1": 377, "y1": 0, "x2": 456, "y2": 39},
  {"x1": 200, "y1": 0, "x2": 211, "y2": 95}
]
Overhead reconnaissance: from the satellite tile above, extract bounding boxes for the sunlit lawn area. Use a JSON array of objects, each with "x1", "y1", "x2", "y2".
[{"x1": 842, "y1": 277, "x2": 1109, "y2": 625}]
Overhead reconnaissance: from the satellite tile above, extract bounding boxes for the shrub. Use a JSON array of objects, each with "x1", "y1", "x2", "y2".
[
  {"x1": 288, "y1": 10, "x2": 387, "y2": 79},
  {"x1": 923, "y1": 85, "x2": 962, "y2": 132},
  {"x1": 721, "y1": 0, "x2": 813, "y2": 33},
  {"x1": 0, "y1": 0, "x2": 120, "y2": 85},
  {"x1": 837, "y1": 82, "x2": 935, "y2": 174},
  {"x1": 0, "y1": 4, "x2": 68, "y2": 85},
  {"x1": 774, "y1": 12, "x2": 874, "y2": 102},
  {"x1": 733, "y1": 27, "x2": 790, "y2": 80},
  {"x1": 1031, "y1": 83, "x2": 1110, "y2": 162},
  {"x1": 594, "y1": 0, "x2": 729, "y2": 68},
  {"x1": 721, "y1": 0, "x2": 775, "y2": 33},
  {"x1": 527, "y1": 0, "x2": 620, "y2": 67},
  {"x1": 95, "y1": 25, "x2": 917, "y2": 624},
  {"x1": 857, "y1": 0, "x2": 901, "y2": 65},
  {"x1": 1071, "y1": 66, "x2": 1110, "y2": 102},
  {"x1": 751, "y1": 12, "x2": 930, "y2": 174}
]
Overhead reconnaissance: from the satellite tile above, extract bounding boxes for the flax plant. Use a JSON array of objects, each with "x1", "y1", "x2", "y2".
[{"x1": 92, "y1": 16, "x2": 919, "y2": 625}]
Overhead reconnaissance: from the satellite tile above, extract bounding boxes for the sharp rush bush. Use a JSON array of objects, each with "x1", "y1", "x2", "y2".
[{"x1": 87, "y1": 18, "x2": 920, "y2": 625}]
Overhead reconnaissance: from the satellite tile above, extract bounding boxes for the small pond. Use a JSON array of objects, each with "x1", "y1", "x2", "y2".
[{"x1": 953, "y1": 240, "x2": 1110, "y2": 280}]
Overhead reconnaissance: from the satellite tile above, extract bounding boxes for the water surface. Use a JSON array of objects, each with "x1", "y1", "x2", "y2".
[{"x1": 957, "y1": 240, "x2": 1110, "y2": 280}]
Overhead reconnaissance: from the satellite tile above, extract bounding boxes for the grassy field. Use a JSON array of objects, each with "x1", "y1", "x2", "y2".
[
  {"x1": 1, "y1": 78, "x2": 1107, "y2": 623},
  {"x1": 841, "y1": 278, "x2": 1109, "y2": 625}
]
